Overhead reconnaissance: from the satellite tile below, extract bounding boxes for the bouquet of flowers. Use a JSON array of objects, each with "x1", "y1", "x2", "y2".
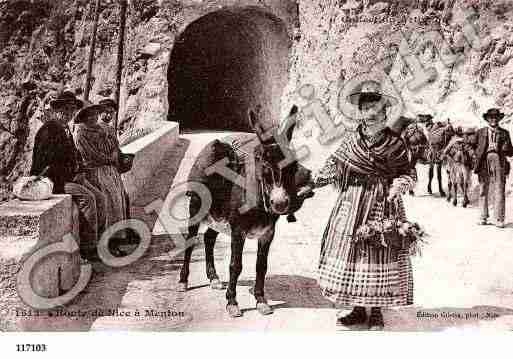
[{"x1": 354, "y1": 218, "x2": 428, "y2": 256}]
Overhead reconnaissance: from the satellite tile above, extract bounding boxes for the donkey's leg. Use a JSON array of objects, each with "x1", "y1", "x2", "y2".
[
  {"x1": 177, "y1": 223, "x2": 199, "y2": 292},
  {"x1": 427, "y1": 164, "x2": 434, "y2": 195},
  {"x1": 462, "y1": 169, "x2": 470, "y2": 208},
  {"x1": 178, "y1": 191, "x2": 204, "y2": 292},
  {"x1": 204, "y1": 227, "x2": 223, "y2": 290},
  {"x1": 254, "y1": 227, "x2": 275, "y2": 315},
  {"x1": 446, "y1": 170, "x2": 452, "y2": 202},
  {"x1": 452, "y1": 171, "x2": 459, "y2": 207},
  {"x1": 226, "y1": 227, "x2": 246, "y2": 317},
  {"x1": 438, "y1": 163, "x2": 446, "y2": 197}
]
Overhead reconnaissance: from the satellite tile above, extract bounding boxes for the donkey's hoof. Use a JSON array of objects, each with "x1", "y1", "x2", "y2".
[
  {"x1": 256, "y1": 302, "x2": 274, "y2": 316},
  {"x1": 226, "y1": 304, "x2": 242, "y2": 318},
  {"x1": 177, "y1": 282, "x2": 188, "y2": 292},
  {"x1": 452, "y1": 201, "x2": 457, "y2": 207},
  {"x1": 440, "y1": 191, "x2": 446, "y2": 198},
  {"x1": 210, "y1": 278, "x2": 224, "y2": 290}
]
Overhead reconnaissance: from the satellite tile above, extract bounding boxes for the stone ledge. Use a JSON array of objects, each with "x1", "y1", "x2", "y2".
[
  {"x1": 0, "y1": 195, "x2": 73, "y2": 251},
  {"x1": 0, "y1": 195, "x2": 80, "y2": 330},
  {"x1": 121, "y1": 122, "x2": 179, "y2": 203}
]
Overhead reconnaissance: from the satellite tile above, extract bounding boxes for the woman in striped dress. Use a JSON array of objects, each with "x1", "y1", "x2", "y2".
[
  {"x1": 311, "y1": 81, "x2": 417, "y2": 330},
  {"x1": 73, "y1": 103, "x2": 128, "y2": 257}
]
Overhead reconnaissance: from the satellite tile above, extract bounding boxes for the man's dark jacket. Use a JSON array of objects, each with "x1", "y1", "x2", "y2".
[
  {"x1": 30, "y1": 120, "x2": 82, "y2": 194},
  {"x1": 474, "y1": 126, "x2": 513, "y2": 175}
]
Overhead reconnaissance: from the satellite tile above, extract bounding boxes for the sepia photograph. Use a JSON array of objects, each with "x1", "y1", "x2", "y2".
[{"x1": 0, "y1": 0, "x2": 512, "y2": 355}]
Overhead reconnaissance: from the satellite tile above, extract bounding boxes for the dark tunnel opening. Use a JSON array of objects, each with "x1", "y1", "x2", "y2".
[{"x1": 167, "y1": 7, "x2": 290, "y2": 132}]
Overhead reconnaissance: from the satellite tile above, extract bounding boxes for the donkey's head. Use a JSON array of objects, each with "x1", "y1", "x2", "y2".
[{"x1": 248, "y1": 106, "x2": 312, "y2": 216}]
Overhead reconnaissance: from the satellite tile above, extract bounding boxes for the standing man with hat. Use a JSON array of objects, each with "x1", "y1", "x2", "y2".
[
  {"x1": 306, "y1": 80, "x2": 418, "y2": 330},
  {"x1": 474, "y1": 108, "x2": 513, "y2": 228},
  {"x1": 30, "y1": 90, "x2": 105, "y2": 257}
]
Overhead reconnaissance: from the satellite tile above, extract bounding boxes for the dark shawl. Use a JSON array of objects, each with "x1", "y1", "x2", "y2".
[{"x1": 30, "y1": 120, "x2": 82, "y2": 194}]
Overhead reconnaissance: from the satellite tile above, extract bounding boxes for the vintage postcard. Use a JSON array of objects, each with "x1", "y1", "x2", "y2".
[{"x1": 1, "y1": 0, "x2": 513, "y2": 351}]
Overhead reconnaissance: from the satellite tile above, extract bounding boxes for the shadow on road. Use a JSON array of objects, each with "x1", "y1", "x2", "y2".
[{"x1": 238, "y1": 275, "x2": 333, "y2": 313}]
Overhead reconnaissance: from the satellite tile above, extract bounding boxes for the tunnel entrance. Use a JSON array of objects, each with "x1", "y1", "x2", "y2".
[{"x1": 167, "y1": 7, "x2": 290, "y2": 132}]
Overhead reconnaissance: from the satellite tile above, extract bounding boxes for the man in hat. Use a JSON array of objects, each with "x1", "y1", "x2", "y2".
[
  {"x1": 31, "y1": 90, "x2": 84, "y2": 192},
  {"x1": 308, "y1": 79, "x2": 417, "y2": 330},
  {"x1": 474, "y1": 108, "x2": 513, "y2": 228},
  {"x1": 30, "y1": 90, "x2": 105, "y2": 258}
]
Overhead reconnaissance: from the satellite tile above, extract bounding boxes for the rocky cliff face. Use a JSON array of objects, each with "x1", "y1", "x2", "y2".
[
  {"x1": 0, "y1": 0, "x2": 512, "y2": 201},
  {"x1": 286, "y1": 0, "x2": 513, "y2": 170}
]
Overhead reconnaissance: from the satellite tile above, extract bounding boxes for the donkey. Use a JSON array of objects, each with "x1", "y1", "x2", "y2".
[
  {"x1": 445, "y1": 128, "x2": 478, "y2": 207},
  {"x1": 401, "y1": 119, "x2": 429, "y2": 196},
  {"x1": 177, "y1": 106, "x2": 314, "y2": 317},
  {"x1": 424, "y1": 121, "x2": 455, "y2": 197}
]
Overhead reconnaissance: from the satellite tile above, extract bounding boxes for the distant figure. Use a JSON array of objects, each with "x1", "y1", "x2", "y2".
[
  {"x1": 422, "y1": 115, "x2": 455, "y2": 197},
  {"x1": 443, "y1": 126, "x2": 474, "y2": 207},
  {"x1": 444, "y1": 126, "x2": 464, "y2": 151},
  {"x1": 74, "y1": 103, "x2": 128, "y2": 256},
  {"x1": 474, "y1": 108, "x2": 513, "y2": 228},
  {"x1": 30, "y1": 91, "x2": 105, "y2": 256}
]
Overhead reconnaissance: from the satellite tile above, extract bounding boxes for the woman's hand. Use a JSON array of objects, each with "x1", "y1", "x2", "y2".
[
  {"x1": 387, "y1": 187, "x2": 401, "y2": 202},
  {"x1": 297, "y1": 184, "x2": 315, "y2": 199},
  {"x1": 73, "y1": 172, "x2": 86, "y2": 184}
]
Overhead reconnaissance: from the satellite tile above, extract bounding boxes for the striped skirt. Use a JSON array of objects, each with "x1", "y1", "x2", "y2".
[{"x1": 318, "y1": 183, "x2": 414, "y2": 307}]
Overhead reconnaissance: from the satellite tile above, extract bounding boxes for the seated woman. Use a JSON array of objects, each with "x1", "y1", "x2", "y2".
[
  {"x1": 96, "y1": 98, "x2": 132, "y2": 223},
  {"x1": 73, "y1": 103, "x2": 128, "y2": 257}
]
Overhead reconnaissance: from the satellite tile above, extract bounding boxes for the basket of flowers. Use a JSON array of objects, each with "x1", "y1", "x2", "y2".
[{"x1": 354, "y1": 218, "x2": 427, "y2": 256}]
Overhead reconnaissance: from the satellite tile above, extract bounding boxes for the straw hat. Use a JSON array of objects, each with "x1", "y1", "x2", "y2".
[
  {"x1": 73, "y1": 102, "x2": 105, "y2": 124},
  {"x1": 347, "y1": 80, "x2": 398, "y2": 108}
]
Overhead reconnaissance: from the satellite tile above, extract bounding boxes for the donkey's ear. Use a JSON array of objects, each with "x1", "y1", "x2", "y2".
[
  {"x1": 248, "y1": 109, "x2": 265, "y2": 142},
  {"x1": 280, "y1": 105, "x2": 299, "y2": 143}
]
